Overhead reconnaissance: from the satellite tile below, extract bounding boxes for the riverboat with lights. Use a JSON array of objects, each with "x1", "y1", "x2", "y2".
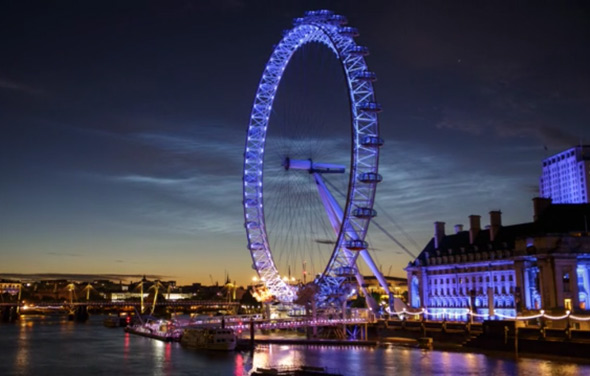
[
  {"x1": 180, "y1": 327, "x2": 237, "y2": 350},
  {"x1": 250, "y1": 366, "x2": 343, "y2": 376},
  {"x1": 125, "y1": 319, "x2": 183, "y2": 342}
]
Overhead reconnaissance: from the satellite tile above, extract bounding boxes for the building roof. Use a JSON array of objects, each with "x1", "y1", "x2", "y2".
[
  {"x1": 409, "y1": 203, "x2": 590, "y2": 267},
  {"x1": 542, "y1": 145, "x2": 590, "y2": 164}
]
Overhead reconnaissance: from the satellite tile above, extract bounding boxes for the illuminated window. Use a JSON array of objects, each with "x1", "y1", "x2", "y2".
[{"x1": 565, "y1": 298, "x2": 572, "y2": 311}]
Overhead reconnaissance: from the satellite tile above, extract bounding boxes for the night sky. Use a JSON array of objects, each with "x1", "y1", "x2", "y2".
[{"x1": 1, "y1": 1, "x2": 590, "y2": 285}]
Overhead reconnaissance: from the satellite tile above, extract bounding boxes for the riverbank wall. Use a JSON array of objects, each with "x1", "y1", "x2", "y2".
[{"x1": 374, "y1": 319, "x2": 590, "y2": 359}]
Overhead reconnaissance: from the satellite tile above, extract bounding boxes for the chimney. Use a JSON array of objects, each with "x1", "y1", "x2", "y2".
[
  {"x1": 469, "y1": 215, "x2": 481, "y2": 244},
  {"x1": 434, "y1": 221, "x2": 445, "y2": 249},
  {"x1": 454, "y1": 224, "x2": 464, "y2": 234},
  {"x1": 489, "y1": 211, "x2": 502, "y2": 242},
  {"x1": 532, "y1": 197, "x2": 552, "y2": 222}
]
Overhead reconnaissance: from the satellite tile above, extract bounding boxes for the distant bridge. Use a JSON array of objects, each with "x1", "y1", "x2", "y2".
[{"x1": 0, "y1": 300, "x2": 239, "y2": 308}]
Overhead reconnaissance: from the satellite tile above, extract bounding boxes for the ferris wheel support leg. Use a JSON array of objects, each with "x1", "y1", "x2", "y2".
[
  {"x1": 313, "y1": 173, "x2": 345, "y2": 236},
  {"x1": 312, "y1": 175, "x2": 390, "y2": 308},
  {"x1": 314, "y1": 172, "x2": 381, "y2": 313},
  {"x1": 358, "y1": 249, "x2": 397, "y2": 314},
  {"x1": 353, "y1": 273, "x2": 379, "y2": 313}
]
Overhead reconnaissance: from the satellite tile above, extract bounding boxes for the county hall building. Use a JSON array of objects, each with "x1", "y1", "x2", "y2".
[{"x1": 405, "y1": 198, "x2": 590, "y2": 320}]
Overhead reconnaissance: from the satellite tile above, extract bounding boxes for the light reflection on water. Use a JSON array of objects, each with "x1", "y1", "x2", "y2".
[
  {"x1": 14, "y1": 319, "x2": 30, "y2": 375},
  {"x1": 123, "y1": 332, "x2": 130, "y2": 361},
  {"x1": 1, "y1": 316, "x2": 590, "y2": 376}
]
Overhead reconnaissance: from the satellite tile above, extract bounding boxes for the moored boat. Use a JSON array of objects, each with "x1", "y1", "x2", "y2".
[
  {"x1": 125, "y1": 319, "x2": 183, "y2": 342},
  {"x1": 181, "y1": 327, "x2": 237, "y2": 350},
  {"x1": 250, "y1": 366, "x2": 343, "y2": 375}
]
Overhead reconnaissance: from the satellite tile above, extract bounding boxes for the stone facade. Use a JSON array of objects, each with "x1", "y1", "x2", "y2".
[{"x1": 406, "y1": 198, "x2": 590, "y2": 320}]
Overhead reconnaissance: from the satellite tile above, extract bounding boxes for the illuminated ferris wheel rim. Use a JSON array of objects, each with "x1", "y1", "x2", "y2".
[{"x1": 243, "y1": 10, "x2": 383, "y2": 303}]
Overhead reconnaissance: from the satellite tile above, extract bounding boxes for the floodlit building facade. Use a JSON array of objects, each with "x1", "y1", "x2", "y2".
[
  {"x1": 406, "y1": 198, "x2": 590, "y2": 321},
  {"x1": 540, "y1": 145, "x2": 590, "y2": 203}
]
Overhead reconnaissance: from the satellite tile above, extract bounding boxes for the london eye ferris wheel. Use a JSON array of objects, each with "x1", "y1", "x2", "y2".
[{"x1": 243, "y1": 10, "x2": 394, "y2": 311}]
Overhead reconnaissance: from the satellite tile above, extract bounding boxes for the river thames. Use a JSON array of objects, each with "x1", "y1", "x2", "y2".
[{"x1": 1, "y1": 315, "x2": 589, "y2": 376}]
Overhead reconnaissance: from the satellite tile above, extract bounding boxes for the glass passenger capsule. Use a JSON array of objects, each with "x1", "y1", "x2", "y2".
[
  {"x1": 245, "y1": 221, "x2": 259, "y2": 229},
  {"x1": 358, "y1": 101, "x2": 382, "y2": 112},
  {"x1": 354, "y1": 71, "x2": 377, "y2": 81},
  {"x1": 347, "y1": 45, "x2": 369, "y2": 56},
  {"x1": 345, "y1": 240, "x2": 368, "y2": 251},
  {"x1": 292, "y1": 18, "x2": 305, "y2": 26},
  {"x1": 249, "y1": 242, "x2": 264, "y2": 251},
  {"x1": 357, "y1": 172, "x2": 383, "y2": 183},
  {"x1": 338, "y1": 27, "x2": 359, "y2": 37},
  {"x1": 352, "y1": 207, "x2": 378, "y2": 218},
  {"x1": 329, "y1": 14, "x2": 348, "y2": 25},
  {"x1": 360, "y1": 135, "x2": 384, "y2": 147},
  {"x1": 316, "y1": 10, "x2": 334, "y2": 16}
]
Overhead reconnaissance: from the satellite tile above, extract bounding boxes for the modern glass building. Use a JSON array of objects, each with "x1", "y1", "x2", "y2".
[
  {"x1": 406, "y1": 198, "x2": 590, "y2": 321},
  {"x1": 540, "y1": 146, "x2": 590, "y2": 203}
]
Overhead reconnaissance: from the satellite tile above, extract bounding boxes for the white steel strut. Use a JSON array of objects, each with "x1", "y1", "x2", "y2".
[{"x1": 287, "y1": 158, "x2": 393, "y2": 312}]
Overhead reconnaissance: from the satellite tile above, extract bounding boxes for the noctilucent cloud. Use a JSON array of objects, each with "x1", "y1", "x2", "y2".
[{"x1": 1, "y1": 1, "x2": 589, "y2": 285}]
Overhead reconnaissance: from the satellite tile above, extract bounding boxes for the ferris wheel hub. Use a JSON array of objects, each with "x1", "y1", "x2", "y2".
[{"x1": 283, "y1": 158, "x2": 345, "y2": 174}]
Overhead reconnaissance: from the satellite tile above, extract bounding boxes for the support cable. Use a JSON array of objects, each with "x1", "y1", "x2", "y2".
[{"x1": 323, "y1": 178, "x2": 417, "y2": 259}]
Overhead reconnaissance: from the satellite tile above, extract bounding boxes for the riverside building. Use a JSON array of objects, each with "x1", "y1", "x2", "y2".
[
  {"x1": 540, "y1": 145, "x2": 590, "y2": 203},
  {"x1": 405, "y1": 198, "x2": 590, "y2": 321}
]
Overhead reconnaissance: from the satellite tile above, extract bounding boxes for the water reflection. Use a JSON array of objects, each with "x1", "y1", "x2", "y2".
[
  {"x1": 234, "y1": 352, "x2": 244, "y2": 376},
  {"x1": 165, "y1": 343, "x2": 172, "y2": 362},
  {"x1": 440, "y1": 351, "x2": 451, "y2": 370},
  {"x1": 14, "y1": 318, "x2": 31, "y2": 374},
  {"x1": 151, "y1": 339, "x2": 167, "y2": 376},
  {"x1": 59, "y1": 320, "x2": 75, "y2": 337},
  {"x1": 276, "y1": 345, "x2": 297, "y2": 369},
  {"x1": 252, "y1": 346, "x2": 270, "y2": 370},
  {"x1": 3, "y1": 316, "x2": 590, "y2": 376},
  {"x1": 123, "y1": 332, "x2": 130, "y2": 361},
  {"x1": 526, "y1": 359, "x2": 583, "y2": 376}
]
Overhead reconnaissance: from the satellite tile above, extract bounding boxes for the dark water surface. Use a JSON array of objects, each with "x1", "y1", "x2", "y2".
[{"x1": 1, "y1": 315, "x2": 589, "y2": 376}]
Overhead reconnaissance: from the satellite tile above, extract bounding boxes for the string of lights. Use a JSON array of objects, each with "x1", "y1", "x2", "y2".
[{"x1": 387, "y1": 307, "x2": 590, "y2": 322}]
